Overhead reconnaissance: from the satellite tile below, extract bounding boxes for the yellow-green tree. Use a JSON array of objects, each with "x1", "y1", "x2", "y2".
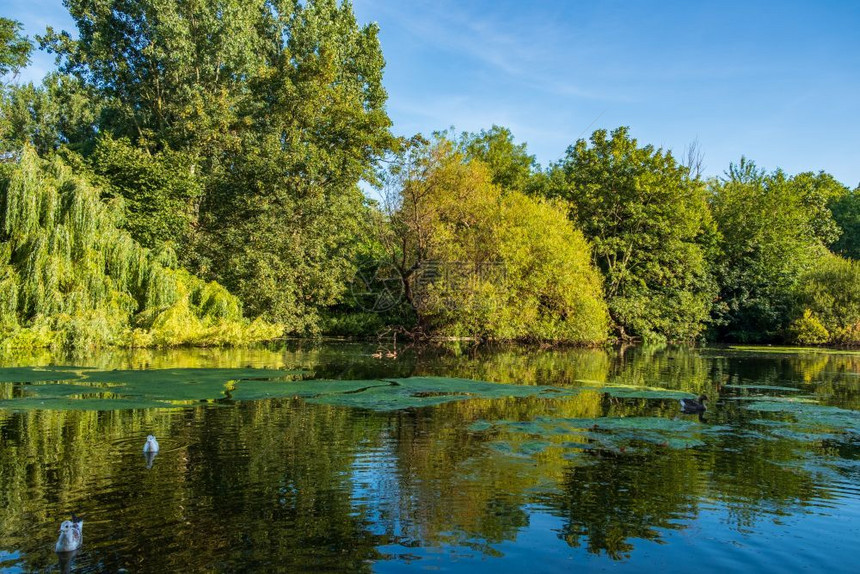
[
  {"x1": 381, "y1": 137, "x2": 609, "y2": 344},
  {"x1": 791, "y1": 254, "x2": 860, "y2": 345},
  {"x1": 0, "y1": 148, "x2": 279, "y2": 349}
]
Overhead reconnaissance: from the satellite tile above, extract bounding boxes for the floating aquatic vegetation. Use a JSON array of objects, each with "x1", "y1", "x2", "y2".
[
  {"x1": 771, "y1": 450, "x2": 860, "y2": 485},
  {"x1": 285, "y1": 377, "x2": 579, "y2": 411},
  {"x1": 728, "y1": 395, "x2": 818, "y2": 403},
  {"x1": 0, "y1": 369, "x2": 579, "y2": 411},
  {"x1": 471, "y1": 415, "x2": 730, "y2": 458},
  {"x1": 727, "y1": 346, "x2": 860, "y2": 356},
  {"x1": 0, "y1": 397, "x2": 170, "y2": 410},
  {"x1": 20, "y1": 383, "x2": 117, "y2": 397},
  {"x1": 588, "y1": 386, "x2": 696, "y2": 400},
  {"x1": 573, "y1": 380, "x2": 698, "y2": 400},
  {"x1": 724, "y1": 384, "x2": 802, "y2": 392},
  {"x1": 0, "y1": 367, "x2": 81, "y2": 382},
  {"x1": 742, "y1": 399, "x2": 860, "y2": 434},
  {"x1": 0, "y1": 367, "x2": 303, "y2": 410}
]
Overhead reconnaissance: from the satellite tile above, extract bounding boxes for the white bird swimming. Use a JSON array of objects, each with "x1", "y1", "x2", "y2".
[
  {"x1": 55, "y1": 515, "x2": 83, "y2": 553},
  {"x1": 143, "y1": 435, "x2": 160, "y2": 453}
]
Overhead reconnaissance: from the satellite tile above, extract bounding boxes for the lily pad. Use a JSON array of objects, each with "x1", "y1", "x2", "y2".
[
  {"x1": 590, "y1": 386, "x2": 696, "y2": 400},
  {"x1": 475, "y1": 415, "x2": 725, "y2": 458},
  {"x1": 724, "y1": 384, "x2": 801, "y2": 392},
  {"x1": 0, "y1": 371, "x2": 580, "y2": 412},
  {"x1": 229, "y1": 379, "x2": 393, "y2": 401},
  {"x1": 277, "y1": 377, "x2": 579, "y2": 411},
  {"x1": 0, "y1": 367, "x2": 83, "y2": 382},
  {"x1": 728, "y1": 396, "x2": 818, "y2": 403},
  {"x1": 727, "y1": 346, "x2": 860, "y2": 356},
  {"x1": 0, "y1": 367, "x2": 307, "y2": 410},
  {"x1": 743, "y1": 400, "x2": 860, "y2": 433},
  {"x1": 469, "y1": 420, "x2": 494, "y2": 432},
  {"x1": 79, "y1": 368, "x2": 306, "y2": 403},
  {"x1": 19, "y1": 383, "x2": 118, "y2": 397}
]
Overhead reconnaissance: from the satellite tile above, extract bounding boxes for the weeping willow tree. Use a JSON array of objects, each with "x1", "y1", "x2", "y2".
[{"x1": 0, "y1": 148, "x2": 281, "y2": 349}]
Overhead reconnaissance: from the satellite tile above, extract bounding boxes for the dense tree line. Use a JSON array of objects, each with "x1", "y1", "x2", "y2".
[{"x1": 1, "y1": 2, "x2": 859, "y2": 348}]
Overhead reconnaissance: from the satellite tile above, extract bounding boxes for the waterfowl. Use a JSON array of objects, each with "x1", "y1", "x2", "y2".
[
  {"x1": 385, "y1": 350, "x2": 397, "y2": 359},
  {"x1": 55, "y1": 515, "x2": 83, "y2": 553},
  {"x1": 144, "y1": 449, "x2": 158, "y2": 469},
  {"x1": 679, "y1": 394, "x2": 708, "y2": 413},
  {"x1": 143, "y1": 435, "x2": 160, "y2": 453}
]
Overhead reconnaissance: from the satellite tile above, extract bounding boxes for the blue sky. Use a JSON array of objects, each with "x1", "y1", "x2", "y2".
[{"x1": 6, "y1": 0, "x2": 860, "y2": 185}]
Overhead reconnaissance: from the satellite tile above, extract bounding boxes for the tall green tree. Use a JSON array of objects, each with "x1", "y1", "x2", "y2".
[
  {"x1": 0, "y1": 74, "x2": 99, "y2": 154},
  {"x1": 544, "y1": 127, "x2": 717, "y2": 342},
  {"x1": 458, "y1": 125, "x2": 538, "y2": 192},
  {"x1": 195, "y1": 0, "x2": 392, "y2": 331},
  {"x1": 0, "y1": 18, "x2": 31, "y2": 79},
  {"x1": 791, "y1": 254, "x2": 860, "y2": 345},
  {"x1": 39, "y1": 0, "x2": 267, "y2": 154},
  {"x1": 41, "y1": 0, "x2": 393, "y2": 331},
  {"x1": 830, "y1": 185, "x2": 860, "y2": 260},
  {"x1": 90, "y1": 135, "x2": 203, "y2": 250},
  {"x1": 709, "y1": 159, "x2": 836, "y2": 342}
]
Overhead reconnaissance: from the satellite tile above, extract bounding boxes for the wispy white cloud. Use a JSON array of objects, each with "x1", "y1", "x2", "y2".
[{"x1": 359, "y1": 0, "x2": 610, "y2": 100}]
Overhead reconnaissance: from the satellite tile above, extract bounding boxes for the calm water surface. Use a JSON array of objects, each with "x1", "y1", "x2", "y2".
[{"x1": 0, "y1": 343, "x2": 859, "y2": 572}]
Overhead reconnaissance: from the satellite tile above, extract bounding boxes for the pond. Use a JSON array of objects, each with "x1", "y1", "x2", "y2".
[{"x1": 0, "y1": 342, "x2": 859, "y2": 573}]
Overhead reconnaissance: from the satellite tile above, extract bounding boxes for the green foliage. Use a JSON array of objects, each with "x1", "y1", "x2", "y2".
[
  {"x1": 90, "y1": 135, "x2": 202, "y2": 249},
  {"x1": 793, "y1": 254, "x2": 860, "y2": 345},
  {"x1": 197, "y1": 0, "x2": 390, "y2": 331},
  {"x1": 0, "y1": 74, "x2": 100, "y2": 154},
  {"x1": 0, "y1": 18, "x2": 31, "y2": 79},
  {"x1": 11, "y1": 0, "x2": 855, "y2": 347},
  {"x1": 830, "y1": 186, "x2": 860, "y2": 259},
  {"x1": 710, "y1": 159, "x2": 837, "y2": 342},
  {"x1": 381, "y1": 137, "x2": 609, "y2": 344},
  {"x1": 459, "y1": 125, "x2": 538, "y2": 192},
  {"x1": 788, "y1": 310, "x2": 829, "y2": 345},
  {"x1": 0, "y1": 147, "x2": 280, "y2": 350},
  {"x1": 35, "y1": 1, "x2": 393, "y2": 334},
  {"x1": 787, "y1": 171, "x2": 846, "y2": 246},
  {"x1": 319, "y1": 310, "x2": 388, "y2": 337},
  {"x1": 544, "y1": 127, "x2": 716, "y2": 342},
  {"x1": 39, "y1": 0, "x2": 267, "y2": 151},
  {"x1": 488, "y1": 192, "x2": 609, "y2": 343}
]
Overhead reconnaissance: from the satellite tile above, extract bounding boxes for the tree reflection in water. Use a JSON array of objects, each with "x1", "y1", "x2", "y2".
[{"x1": 0, "y1": 343, "x2": 858, "y2": 571}]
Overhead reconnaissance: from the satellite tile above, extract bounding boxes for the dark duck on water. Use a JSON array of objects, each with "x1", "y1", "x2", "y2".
[{"x1": 679, "y1": 394, "x2": 708, "y2": 413}]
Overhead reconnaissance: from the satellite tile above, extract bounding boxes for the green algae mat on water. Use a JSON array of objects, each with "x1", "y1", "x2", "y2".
[
  {"x1": 4, "y1": 366, "x2": 857, "y2": 457},
  {"x1": 725, "y1": 345, "x2": 860, "y2": 356},
  {"x1": 470, "y1": 415, "x2": 732, "y2": 457},
  {"x1": 0, "y1": 368, "x2": 579, "y2": 411},
  {"x1": 0, "y1": 367, "x2": 303, "y2": 410}
]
